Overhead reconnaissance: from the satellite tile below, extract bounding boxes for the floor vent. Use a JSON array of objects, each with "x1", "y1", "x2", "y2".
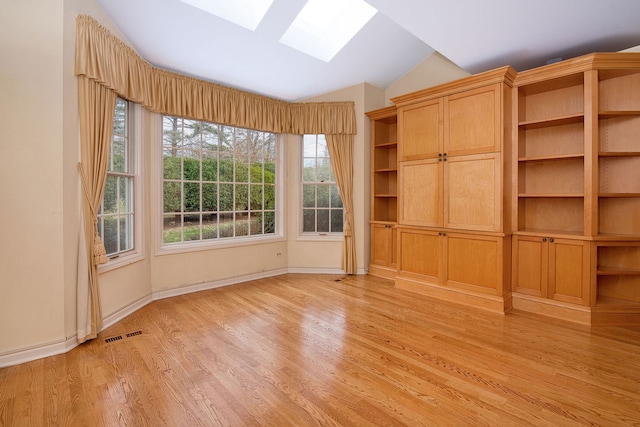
[{"x1": 104, "y1": 330, "x2": 144, "y2": 344}]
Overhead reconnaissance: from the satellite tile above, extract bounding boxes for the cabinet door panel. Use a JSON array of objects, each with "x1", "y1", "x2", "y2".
[
  {"x1": 548, "y1": 239, "x2": 590, "y2": 305},
  {"x1": 446, "y1": 84, "x2": 500, "y2": 156},
  {"x1": 390, "y1": 226, "x2": 398, "y2": 269},
  {"x1": 399, "y1": 160, "x2": 442, "y2": 226},
  {"x1": 399, "y1": 99, "x2": 442, "y2": 160},
  {"x1": 513, "y1": 236, "x2": 547, "y2": 297},
  {"x1": 371, "y1": 224, "x2": 391, "y2": 266},
  {"x1": 398, "y1": 229, "x2": 441, "y2": 282},
  {"x1": 445, "y1": 153, "x2": 501, "y2": 231},
  {"x1": 447, "y1": 233, "x2": 501, "y2": 295}
]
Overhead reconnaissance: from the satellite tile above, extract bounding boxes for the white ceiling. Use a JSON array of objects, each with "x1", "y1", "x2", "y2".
[{"x1": 95, "y1": 0, "x2": 640, "y2": 102}]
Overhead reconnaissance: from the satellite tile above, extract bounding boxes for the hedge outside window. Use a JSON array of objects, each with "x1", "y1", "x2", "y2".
[{"x1": 162, "y1": 116, "x2": 277, "y2": 244}]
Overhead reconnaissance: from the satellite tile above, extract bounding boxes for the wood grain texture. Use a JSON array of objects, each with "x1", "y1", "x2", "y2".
[{"x1": 2, "y1": 273, "x2": 640, "y2": 426}]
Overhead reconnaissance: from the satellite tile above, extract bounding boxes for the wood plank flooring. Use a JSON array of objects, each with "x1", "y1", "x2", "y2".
[{"x1": 1, "y1": 273, "x2": 640, "y2": 426}]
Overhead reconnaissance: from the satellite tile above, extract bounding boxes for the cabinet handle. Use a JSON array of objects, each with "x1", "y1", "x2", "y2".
[
  {"x1": 542, "y1": 238, "x2": 547, "y2": 242},
  {"x1": 549, "y1": 238, "x2": 554, "y2": 243}
]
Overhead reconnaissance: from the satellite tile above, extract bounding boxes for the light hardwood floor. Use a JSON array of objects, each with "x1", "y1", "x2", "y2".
[{"x1": 1, "y1": 273, "x2": 639, "y2": 426}]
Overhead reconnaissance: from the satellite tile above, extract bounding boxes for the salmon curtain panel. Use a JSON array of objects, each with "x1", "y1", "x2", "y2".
[
  {"x1": 77, "y1": 75, "x2": 117, "y2": 343},
  {"x1": 74, "y1": 15, "x2": 358, "y2": 342},
  {"x1": 325, "y1": 134, "x2": 357, "y2": 274}
]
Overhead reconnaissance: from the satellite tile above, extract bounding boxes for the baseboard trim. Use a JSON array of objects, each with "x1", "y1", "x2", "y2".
[
  {"x1": 0, "y1": 335, "x2": 78, "y2": 369},
  {"x1": 103, "y1": 294, "x2": 154, "y2": 330}
]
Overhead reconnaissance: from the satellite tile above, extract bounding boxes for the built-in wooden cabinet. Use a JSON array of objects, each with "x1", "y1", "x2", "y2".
[
  {"x1": 511, "y1": 53, "x2": 640, "y2": 325},
  {"x1": 367, "y1": 106, "x2": 398, "y2": 279},
  {"x1": 367, "y1": 52, "x2": 640, "y2": 326},
  {"x1": 391, "y1": 67, "x2": 516, "y2": 313},
  {"x1": 512, "y1": 235, "x2": 590, "y2": 305}
]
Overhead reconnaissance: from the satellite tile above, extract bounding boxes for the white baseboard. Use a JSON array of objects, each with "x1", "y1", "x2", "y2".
[
  {"x1": 0, "y1": 335, "x2": 78, "y2": 369},
  {"x1": 0, "y1": 267, "x2": 366, "y2": 368},
  {"x1": 152, "y1": 268, "x2": 290, "y2": 300}
]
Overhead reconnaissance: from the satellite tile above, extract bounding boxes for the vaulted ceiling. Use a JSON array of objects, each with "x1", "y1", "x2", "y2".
[{"x1": 96, "y1": 0, "x2": 640, "y2": 101}]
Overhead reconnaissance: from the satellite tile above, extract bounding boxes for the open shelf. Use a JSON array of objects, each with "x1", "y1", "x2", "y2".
[{"x1": 517, "y1": 198, "x2": 584, "y2": 235}]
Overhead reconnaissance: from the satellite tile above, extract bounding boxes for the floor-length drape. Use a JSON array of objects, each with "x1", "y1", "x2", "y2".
[
  {"x1": 325, "y1": 134, "x2": 356, "y2": 274},
  {"x1": 77, "y1": 75, "x2": 117, "y2": 344}
]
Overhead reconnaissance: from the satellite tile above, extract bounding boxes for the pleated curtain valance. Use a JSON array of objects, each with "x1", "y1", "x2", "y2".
[{"x1": 75, "y1": 15, "x2": 357, "y2": 135}]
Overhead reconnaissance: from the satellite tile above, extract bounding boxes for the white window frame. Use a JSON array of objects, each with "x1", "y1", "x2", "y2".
[
  {"x1": 98, "y1": 101, "x2": 145, "y2": 273},
  {"x1": 155, "y1": 116, "x2": 285, "y2": 256},
  {"x1": 298, "y1": 134, "x2": 344, "y2": 241}
]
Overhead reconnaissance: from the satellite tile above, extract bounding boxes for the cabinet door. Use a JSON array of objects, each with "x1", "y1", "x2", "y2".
[
  {"x1": 370, "y1": 224, "x2": 391, "y2": 266},
  {"x1": 444, "y1": 153, "x2": 501, "y2": 232},
  {"x1": 398, "y1": 98, "x2": 443, "y2": 161},
  {"x1": 399, "y1": 159, "x2": 442, "y2": 227},
  {"x1": 446, "y1": 232, "x2": 502, "y2": 295},
  {"x1": 398, "y1": 228, "x2": 442, "y2": 283},
  {"x1": 512, "y1": 236, "x2": 548, "y2": 298},
  {"x1": 548, "y1": 238, "x2": 590, "y2": 305},
  {"x1": 445, "y1": 84, "x2": 501, "y2": 156}
]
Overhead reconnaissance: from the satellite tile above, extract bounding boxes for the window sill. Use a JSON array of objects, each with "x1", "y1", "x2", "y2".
[
  {"x1": 156, "y1": 234, "x2": 286, "y2": 256},
  {"x1": 296, "y1": 234, "x2": 343, "y2": 242},
  {"x1": 98, "y1": 252, "x2": 145, "y2": 273}
]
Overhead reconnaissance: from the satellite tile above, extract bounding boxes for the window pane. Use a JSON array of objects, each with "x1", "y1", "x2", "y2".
[
  {"x1": 163, "y1": 116, "x2": 183, "y2": 149},
  {"x1": 163, "y1": 151, "x2": 181, "y2": 180},
  {"x1": 202, "y1": 213, "x2": 217, "y2": 240},
  {"x1": 219, "y1": 154, "x2": 234, "y2": 182},
  {"x1": 250, "y1": 160, "x2": 263, "y2": 183},
  {"x1": 110, "y1": 135, "x2": 127, "y2": 173},
  {"x1": 317, "y1": 209, "x2": 330, "y2": 232},
  {"x1": 235, "y1": 159, "x2": 249, "y2": 183},
  {"x1": 250, "y1": 184, "x2": 263, "y2": 210},
  {"x1": 317, "y1": 185, "x2": 330, "y2": 207},
  {"x1": 103, "y1": 175, "x2": 118, "y2": 214},
  {"x1": 202, "y1": 152, "x2": 218, "y2": 181},
  {"x1": 163, "y1": 214, "x2": 182, "y2": 243},
  {"x1": 219, "y1": 213, "x2": 234, "y2": 238},
  {"x1": 317, "y1": 158, "x2": 332, "y2": 182},
  {"x1": 331, "y1": 209, "x2": 344, "y2": 233},
  {"x1": 219, "y1": 183, "x2": 234, "y2": 211},
  {"x1": 250, "y1": 212, "x2": 262, "y2": 235},
  {"x1": 202, "y1": 183, "x2": 217, "y2": 212},
  {"x1": 302, "y1": 159, "x2": 316, "y2": 182},
  {"x1": 163, "y1": 181, "x2": 182, "y2": 213},
  {"x1": 103, "y1": 217, "x2": 118, "y2": 254},
  {"x1": 235, "y1": 184, "x2": 249, "y2": 211},
  {"x1": 302, "y1": 184, "x2": 315, "y2": 208},
  {"x1": 220, "y1": 126, "x2": 234, "y2": 152},
  {"x1": 202, "y1": 123, "x2": 219, "y2": 151},
  {"x1": 184, "y1": 182, "x2": 200, "y2": 212},
  {"x1": 183, "y1": 119, "x2": 201, "y2": 151},
  {"x1": 331, "y1": 185, "x2": 343, "y2": 208},
  {"x1": 262, "y1": 185, "x2": 274, "y2": 210},
  {"x1": 265, "y1": 160, "x2": 275, "y2": 184},
  {"x1": 184, "y1": 214, "x2": 201, "y2": 241},
  {"x1": 235, "y1": 212, "x2": 249, "y2": 236},
  {"x1": 119, "y1": 177, "x2": 133, "y2": 213},
  {"x1": 265, "y1": 211, "x2": 275, "y2": 234},
  {"x1": 236, "y1": 128, "x2": 249, "y2": 156},
  {"x1": 183, "y1": 154, "x2": 200, "y2": 181},
  {"x1": 113, "y1": 98, "x2": 127, "y2": 135},
  {"x1": 119, "y1": 215, "x2": 134, "y2": 251},
  {"x1": 303, "y1": 209, "x2": 315, "y2": 232},
  {"x1": 303, "y1": 135, "x2": 317, "y2": 156}
]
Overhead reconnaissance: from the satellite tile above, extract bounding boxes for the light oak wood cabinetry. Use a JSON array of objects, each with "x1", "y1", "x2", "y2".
[
  {"x1": 511, "y1": 53, "x2": 640, "y2": 325},
  {"x1": 391, "y1": 67, "x2": 516, "y2": 313},
  {"x1": 367, "y1": 106, "x2": 398, "y2": 278}
]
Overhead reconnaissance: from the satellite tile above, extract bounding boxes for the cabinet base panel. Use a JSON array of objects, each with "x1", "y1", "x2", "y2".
[
  {"x1": 395, "y1": 276, "x2": 512, "y2": 314},
  {"x1": 368, "y1": 264, "x2": 397, "y2": 280},
  {"x1": 512, "y1": 293, "x2": 640, "y2": 326}
]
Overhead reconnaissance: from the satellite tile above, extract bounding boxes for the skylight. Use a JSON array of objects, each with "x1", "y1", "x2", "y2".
[
  {"x1": 279, "y1": 0, "x2": 377, "y2": 62},
  {"x1": 179, "y1": 0, "x2": 274, "y2": 31}
]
